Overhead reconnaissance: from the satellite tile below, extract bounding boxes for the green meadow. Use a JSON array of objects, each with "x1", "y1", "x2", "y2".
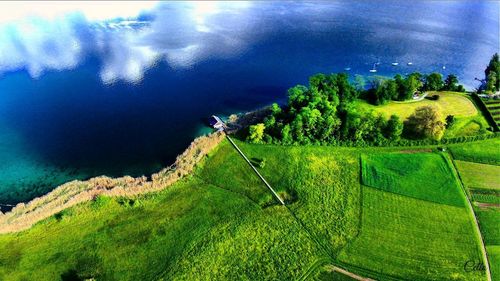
[
  {"x1": 361, "y1": 152, "x2": 466, "y2": 206},
  {"x1": 455, "y1": 160, "x2": 500, "y2": 191},
  {"x1": 338, "y1": 186, "x2": 485, "y2": 281},
  {"x1": 0, "y1": 137, "x2": 496, "y2": 280},
  {"x1": 449, "y1": 137, "x2": 500, "y2": 165}
]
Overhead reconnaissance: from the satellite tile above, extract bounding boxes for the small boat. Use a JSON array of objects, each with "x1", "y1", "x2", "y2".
[
  {"x1": 407, "y1": 62, "x2": 413, "y2": 65},
  {"x1": 369, "y1": 63, "x2": 377, "y2": 73},
  {"x1": 442, "y1": 66, "x2": 446, "y2": 70},
  {"x1": 344, "y1": 67, "x2": 351, "y2": 71},
  {"x1": 369, "y1": 69, "x2": 377, "y2": 73},
  {"x1": 391, "y1": 62, "x2": 399, "y2": 66}
]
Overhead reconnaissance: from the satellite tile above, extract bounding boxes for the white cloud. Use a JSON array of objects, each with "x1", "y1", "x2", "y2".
[
  {"x1": 0, "y1": 1, "x2": 257, "y2": 83},
  {"x1": 0, "y1": 15, "x2": 83, "y2": 78},
  {"x1": 0, "y1": 1, "x2": 158, "y2": 23}
]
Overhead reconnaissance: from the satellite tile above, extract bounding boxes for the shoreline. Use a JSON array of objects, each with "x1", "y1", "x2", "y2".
[
  {"x1": 0, "y1": 107, "x2": 270, "y2": 234},
  {"x1": 0, "y1": 131, "x2": 226, "y2": 233}
]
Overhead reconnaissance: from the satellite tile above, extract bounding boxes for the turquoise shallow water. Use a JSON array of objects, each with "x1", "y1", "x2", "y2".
[{"x1": 0, "y1": 1, "x2": 498, "y2": 209}]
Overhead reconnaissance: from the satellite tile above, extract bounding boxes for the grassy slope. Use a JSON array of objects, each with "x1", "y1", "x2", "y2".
[
  {"x1": 361, "y1": 152, "x2": 466, "y2": 206},
  {"x1": 231, "y1": 141, "x2": 362, "y2": 257},
  {"x1": 449, "y1": 138, "x2": 500, "y2": 165},
  {"x1": 338, "y1": 186, "x2": 485, "y2": 281},
  {"x1": 0, "y1": 138, "x2": 497, "y2": 280},
  {"x1": 355, "y1": 91, "x2": 478, "y2": 120},
  {"x1": 0, "y1": 148, "x2": 325, "y2": 281},
  {"x1": 355, "y1": 92, "x2": 491, "y2": 137},
  {"x1": 455, "y1": 161, "x2": 500, "y2": 190},
  {"x1": 0, "y1": 139, "x2": 362, "y2": 280}
]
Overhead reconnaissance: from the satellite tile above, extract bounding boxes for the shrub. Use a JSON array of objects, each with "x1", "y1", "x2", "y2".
[{"x1": 445, "y1": 115, "x2": 455, "y2": 128}]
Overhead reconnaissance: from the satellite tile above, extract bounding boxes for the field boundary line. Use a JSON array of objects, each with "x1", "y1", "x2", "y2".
[
  {"x1": 447, "y1": 153, "x2": 492, "y2": 281},
  {"x1": 226, "y1": 135, "x2": 285, "y2": 205}
]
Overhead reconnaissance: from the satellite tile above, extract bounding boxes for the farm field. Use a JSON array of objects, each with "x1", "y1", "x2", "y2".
[
  {"x1": 476, "y1": 208, "x2": 500, "y2": 281},
  {"x1": 451, "y1": 137, "x2": 499, "y2": 281},
  {"x1": 487, "y1": 246, "x2": 500, "y2": 281},
  {"x1": 361, "y1": 152, "x2": 465, "y2": 206},
  {"x1": 476, "y1": 208, "x2": 500, "y2": 245},
  {"x1": 338, "y1": 186, "x2": 485, "y2": 281},
  {"x1": 455, "y1": 160, "x2": 500, "y2": 191},
  {"x1": 449, "y1": 137, "x2": 500, "y2": 165},
  {"x1": 0, "y1": 138, "x2": 497, "y2": 280}
]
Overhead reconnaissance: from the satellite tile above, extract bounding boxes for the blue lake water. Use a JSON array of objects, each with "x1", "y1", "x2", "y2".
[{"x1": 0, "y1": 1, "x2": 498, "y2": 207}]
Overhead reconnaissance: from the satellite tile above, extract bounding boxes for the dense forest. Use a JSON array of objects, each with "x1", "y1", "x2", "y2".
[{"x1": 246, "y1": 68, "x2": 473, "y2": 145}]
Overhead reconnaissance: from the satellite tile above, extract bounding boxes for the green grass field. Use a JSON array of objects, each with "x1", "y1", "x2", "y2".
[
  {"x1": 487, "y1": 246, "x2": 500, "y2": 281},
  {"x1": 472, "y1": 193, "x2": 500, "y2": 204},
  {"x1": 455, "y1": 161, "x2": 500, "y2": 191},
  {"x1": 361, "y1": 152, "x2": 466, "y2": 206},
  {"x1": 338, "y1": 186, "x2": 485, "y2": 281},
  {"x1": 228, "y1": 140, "x2": 362, "y2": 257},
  {"x1": 449, "y1": 138, "x2": 500, "y2": 165},
  {"x1": 355, "y1": 91, "x2": 491, "y2": 137},
  {"x1": 476, "y1": 208, "x2": 500, "y2": 281},
  {"x1": 476, "y1": 208, "x2": 500, "y2": 245},
  {"x1": 355, "y1": 91, "x2": 478, "y2": 120},
  {"x1": 0, "y1": 178, "x2": 325, "y2": 281},
  {"x1": 444, "y1": 115, "x2": 491, "y2": 138},
  {"x1": 0, "y1": 139, "x2": 363, "y2": 280},
  {"x1": 0, "y1": 137, "x2": 497, "y2": 280}
]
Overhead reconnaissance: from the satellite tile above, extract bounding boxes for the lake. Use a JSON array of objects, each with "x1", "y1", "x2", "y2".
[{"x1": 0, "y1": 1, "x2": 498, "y2": 208}]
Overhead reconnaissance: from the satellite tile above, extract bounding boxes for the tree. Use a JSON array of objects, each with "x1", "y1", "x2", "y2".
[
  {"x1": 404, "y1": 106, "x2": 445, "y2": 140},
  {"x1": 443, "y1": 74, "x2": 459, "y2": 91},
  {"x1": 270, "y1": 103, "x2": 282, "y2": 116},
  {"x1": 281, "y1": 124, "x2": 293, "y2": 145},
  {"x1": 485, "y1": 53, "x2": 500, "y2": 91},
  {"x1": 385, "y1": 115, "x2": 403, "y2": 141},
  {"x1": 424, "y1": 73, "x2": 444, "y2": 91},
  {"x1": 247, "y1": 123, "x2": 265, "y2": 143},
  {"x1": 354, "y1": 74, "x2": 366, "y2": 91},
  {"x1": 486, "y1": 71, "x2": 497, "y2": 92},
  {"x1": 373, "y1": 79, "x2": 397, "y2": 105}
]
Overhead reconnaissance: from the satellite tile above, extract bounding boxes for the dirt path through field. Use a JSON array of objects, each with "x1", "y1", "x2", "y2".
[{"x1": 325, "y1": 265, "x2": 376, "y2": 280}]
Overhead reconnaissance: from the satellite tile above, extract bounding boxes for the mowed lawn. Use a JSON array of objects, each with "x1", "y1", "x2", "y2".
[
  {"x1": 355, "y1": 91, "x2": 478, "y2": 120},
  {"x1": 338, "y1": 186, "x2": 485, "y2": 281},
  {"x1": 455, "y1": 161, "x2": 500, "y2": 190},
  {"x1": 361, "y1": 152, "x2": 466, "y2": 206}
]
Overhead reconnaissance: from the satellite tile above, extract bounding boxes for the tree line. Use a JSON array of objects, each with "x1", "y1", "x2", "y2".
[
  {"x1": 247, "y1": 72, "x2": 451, "y2": 146},
  {"x1": 362, "y1": 72, "x2": 465, "y2": 105}
]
